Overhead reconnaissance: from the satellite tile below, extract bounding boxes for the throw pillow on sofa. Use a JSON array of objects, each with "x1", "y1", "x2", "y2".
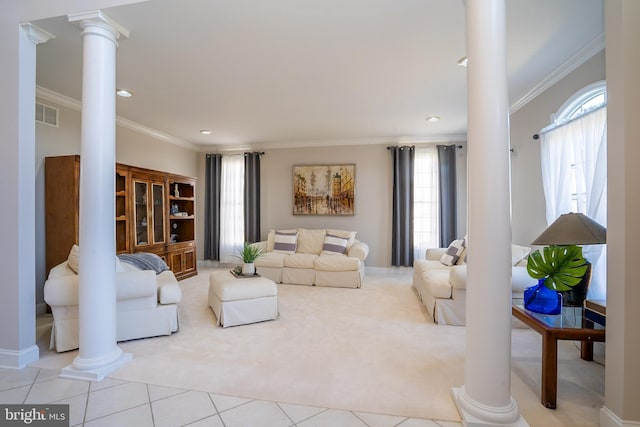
[
  {"x1": 273, "y1": 230, "x2": 298, "y2": 254},
  {"x1": 440, "y1": 238, "x2": 466, "y2": 266},
  {"x1": 321, "y1": 233, "x2": 349, "y2": 256}
]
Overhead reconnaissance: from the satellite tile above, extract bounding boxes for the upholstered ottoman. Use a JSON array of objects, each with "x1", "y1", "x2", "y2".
[{"x1": 208, "y1": 270, "x2": 278, "y2": 327}]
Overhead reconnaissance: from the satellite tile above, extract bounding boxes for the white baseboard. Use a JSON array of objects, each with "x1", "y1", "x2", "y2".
[
  {"x1": 0, "y1": 345, "x2": 39, "y2": 369},
  {"x1": 600, "y1": 406, "x2": 640, "y2": 427}
]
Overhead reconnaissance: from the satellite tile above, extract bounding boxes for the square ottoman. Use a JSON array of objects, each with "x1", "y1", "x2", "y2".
[{"x1": 208, "y1": 270, "x2": 278, "y2": 327}]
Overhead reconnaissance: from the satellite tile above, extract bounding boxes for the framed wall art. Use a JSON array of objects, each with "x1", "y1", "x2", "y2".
[{"x1": 293, "y1": 164, "x2": 355, "y2": 215}]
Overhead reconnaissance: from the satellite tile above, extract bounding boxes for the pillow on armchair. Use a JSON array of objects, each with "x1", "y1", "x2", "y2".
[{"x1": 440, "y1": 238, "x2": 466, "y2": 266}]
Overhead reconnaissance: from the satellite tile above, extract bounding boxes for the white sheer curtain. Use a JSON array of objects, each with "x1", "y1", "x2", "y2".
[
  {"x1": 540, "y1": 106, "x2": 607, "y2": 299},
  {"x1": 413, "y1": 146, "x2": 440, "y2": 260},
  {"x1": 219, "y1": 155, "x2": 245, "y2": 263}
]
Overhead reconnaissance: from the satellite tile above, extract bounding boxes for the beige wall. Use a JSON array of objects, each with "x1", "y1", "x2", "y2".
[
  {"x1": 35, "y1": 99, "x2": 198, "y2": 306},
  {"x1": 510, "y1": 50, "x2": 606, "y2": 246},
  {"x1": 196, "y1": 143, "x2": 468, "y2": 267}
]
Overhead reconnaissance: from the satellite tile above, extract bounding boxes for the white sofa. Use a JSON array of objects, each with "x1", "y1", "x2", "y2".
[
  {"x1": 253, "y1": 228, "x2": 369, "y2": 288},
  {"x1": 44, "y1": 256, "x2": 181, "y2": 352},
  {"x1": 412, "y1": 245, "x2": 536, "y2": 325}
]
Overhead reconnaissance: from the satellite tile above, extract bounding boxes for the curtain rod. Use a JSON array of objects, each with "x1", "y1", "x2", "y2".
[
  {"x1": 532, "y1": 104, "x2": 606, "y2": 140},
  {"x1": 386, "y1": 144, "x2": 462, "y2": 150}
]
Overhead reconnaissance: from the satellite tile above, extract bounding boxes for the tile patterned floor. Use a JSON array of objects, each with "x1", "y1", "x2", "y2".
[{"x1": 0, "y1": 367, "x2": 462, "y2": 427}]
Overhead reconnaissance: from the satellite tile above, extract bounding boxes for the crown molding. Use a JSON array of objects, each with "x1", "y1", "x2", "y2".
[
  {"x1": 36, "y1": 86, "x2": 198, "y2": 150},
  {"x1": 510, "y1": 31, "x2": 605, "y2": 114},
  {"x1": 196, "y1": 134, "x2": 468, "y2": 152}
]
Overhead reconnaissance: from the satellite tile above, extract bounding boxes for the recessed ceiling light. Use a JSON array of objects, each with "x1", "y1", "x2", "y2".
[
  {"x1": 425, "y1": 116, "x2": 441, "y2": 123},
  {"x1": 200, "y1": 130, "x2": 212, "y2": 135},
  {"x1": 457, "y1": 56, "x2": 468, "y2": 67},
  {"x1": 116, "y1": 89, "x2": 133, "y2": 97}
]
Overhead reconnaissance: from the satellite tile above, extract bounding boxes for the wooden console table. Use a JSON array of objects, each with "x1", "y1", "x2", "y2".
[{"x1": 512, "y1": 301, "x2": 605, "y2": 409}]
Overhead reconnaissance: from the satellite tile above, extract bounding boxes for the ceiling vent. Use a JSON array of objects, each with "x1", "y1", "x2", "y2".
[{"x1": 36, "y1": 102, "x2": 58, "y2": 127}]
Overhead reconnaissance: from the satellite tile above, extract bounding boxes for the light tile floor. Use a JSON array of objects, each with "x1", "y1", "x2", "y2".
[{"x1": 0, "y1": 366, "x2": 462, "y2": 427}]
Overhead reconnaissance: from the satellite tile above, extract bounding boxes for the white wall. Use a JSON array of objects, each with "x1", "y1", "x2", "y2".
[
  {"x1": 510, "y1": 50, "x2": 606, "y2": 246},
  {"x1": 35, "y1": 99, "x2": 198, "y2": 306}
]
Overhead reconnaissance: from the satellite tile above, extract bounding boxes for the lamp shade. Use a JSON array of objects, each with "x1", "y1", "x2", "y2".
[{"x1": 531, "y1": 212, "x2": 606, "y2": 245}]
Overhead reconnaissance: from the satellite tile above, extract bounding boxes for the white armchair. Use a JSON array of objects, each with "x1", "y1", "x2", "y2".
[
  {"x1": 44, "y1": 259, "x2": 181, "y2": 352},
  {"x1": 412, "y1": 245, "x2": 536, "y2": 325}
]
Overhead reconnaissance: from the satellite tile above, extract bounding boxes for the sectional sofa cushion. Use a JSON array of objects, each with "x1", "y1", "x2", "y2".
[
  {"x1": 283, "y1": 253, "x2": 318, "y2": 269},
  {"x1": 296, "y1": 229, "x2": 326, "y2": 254},
  {"x1": 314, "y1": 255, "x2": 360, "y2": 271}
]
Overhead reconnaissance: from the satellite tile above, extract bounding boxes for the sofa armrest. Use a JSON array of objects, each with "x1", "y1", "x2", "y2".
[
  {"x1": 347, "y1": 240, "x2": 369, "y2": 261},
  {"x1": 157, "y1": 270, "x2": 181, "y2": 304},
  {"x1": 44, "y1": 270, "x2": 156, "y2": 307},
  {"x1": 44, "y1": 275, "x2": 80, "y2": 306},
  {"x1": 425, "y1": 248, "x2": 446, "y2": 261},
  {"x1": 450, "y1": 265, "x2": 467, "y2": 290}
]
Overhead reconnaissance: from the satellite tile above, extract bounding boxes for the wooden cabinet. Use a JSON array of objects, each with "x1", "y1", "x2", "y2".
[{"x1": 45, "y1": 155, "x2": 197, "y2": 280}]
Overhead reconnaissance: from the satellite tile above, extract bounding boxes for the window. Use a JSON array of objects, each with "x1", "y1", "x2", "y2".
[
  {"x1": 539, "y1": 81, "x2": 607, "y2": 299},
  {"x1": 413, "y1": 147, "x2": 439, "y2": 259},
  {"x1": 219, "y1": 155, "x2": 244, "y2": 263}
]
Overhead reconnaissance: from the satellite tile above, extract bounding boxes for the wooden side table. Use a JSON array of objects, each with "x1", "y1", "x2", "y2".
[{"x1": 512, "y1": 302, "x2": 605, "y2": 409}]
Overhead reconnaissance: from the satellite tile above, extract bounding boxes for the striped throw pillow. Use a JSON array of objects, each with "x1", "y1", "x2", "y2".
[
  {"x1": 321, "y1": 233, "x2": 349, "y2": 256},
  {"x1": 440, "y1": 238, "x2": 466, "y2": 266},
  {"x1": 273, "y1": 230, "x2": 298, "y2": 254}
]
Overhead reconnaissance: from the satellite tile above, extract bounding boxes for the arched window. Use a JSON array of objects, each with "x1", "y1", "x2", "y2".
[
  {"x1": 553, "y1": 80, "x2": 607, "y2": 123},
  {"x1": 539, "y1": 80, "x2": 607, "y2": 299}
]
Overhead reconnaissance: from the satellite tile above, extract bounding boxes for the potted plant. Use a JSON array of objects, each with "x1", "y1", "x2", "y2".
[
  {"x1": 236, "y1": 243, "x2": 263, "y2": 276},
  {"x1": 524, "y1": 245, "x2": 589, "y2": 314}
]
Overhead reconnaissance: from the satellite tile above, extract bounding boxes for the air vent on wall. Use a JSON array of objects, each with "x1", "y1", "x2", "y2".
[{"x1": 36, "y1": 102, "x2": 58, "y2": 127}]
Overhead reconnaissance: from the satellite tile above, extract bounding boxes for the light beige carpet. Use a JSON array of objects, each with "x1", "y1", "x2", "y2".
[{"x1": 34, "y1": 267, "x2": 604, "y2": 426}]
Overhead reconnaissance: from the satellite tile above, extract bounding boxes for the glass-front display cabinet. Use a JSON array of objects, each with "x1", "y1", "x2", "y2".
[{"x1": 133, "y1": 178, "x2": 166, "y2": 248}]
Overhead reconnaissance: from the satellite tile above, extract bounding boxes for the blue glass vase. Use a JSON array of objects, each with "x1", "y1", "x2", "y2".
[{"x1": 524, "y1": 278, "x2": 562, "y2": 315}]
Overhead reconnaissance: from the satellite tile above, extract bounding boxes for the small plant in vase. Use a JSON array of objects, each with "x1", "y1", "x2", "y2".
[
  {"x1": 236, "y1": 243, "x2": 264, "y2": 276},
  {"x1": 524, "y1": 245, "x2": 589, "y2": 314}
]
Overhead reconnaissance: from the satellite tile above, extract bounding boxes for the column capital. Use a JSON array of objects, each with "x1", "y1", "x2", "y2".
[
  {"x1": 68, "y1": 10, "x2": 129, "y2": 42},
  {"x1": 20, "y1": 23, "x2": 55, "y2": 45}
]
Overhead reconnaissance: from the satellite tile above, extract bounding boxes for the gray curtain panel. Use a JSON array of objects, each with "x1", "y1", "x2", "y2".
[
  {"x1": 390, "y1": 146, "x2": 415, "y2": 266},
  {"x1": 204, "y1": 153, "x2": 222, "y2": 260},
  {"x1": 244, "y1": 152, "x2": 262, "y2": 243},
  {"x1": 437, "y1": 145, "x2": 457, "y2": 247}
]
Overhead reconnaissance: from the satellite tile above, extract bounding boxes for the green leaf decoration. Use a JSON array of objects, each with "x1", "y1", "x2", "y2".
[
  {"x1": 526, "y1": 245, "x2": 588, "y2": 291},
  {"x1": 236, "y1": 242, "x2": 264, "y2": 263}
]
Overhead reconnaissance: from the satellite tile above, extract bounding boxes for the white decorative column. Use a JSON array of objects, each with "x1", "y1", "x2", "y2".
[
  {"x1": 0, "y1": 23, "x2": 54, "y2": 369},
  {"x1": 452, "y1": 0, "x2": 527, "y2": 425},
  {"x1": 61, "y1": 11, "x2": 131, "y2": 381},
  {"x1": 602, "y1": 1, "x2": 640, "y2": 426}
]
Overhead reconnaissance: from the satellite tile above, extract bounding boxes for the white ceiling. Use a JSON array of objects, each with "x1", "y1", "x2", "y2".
[{"x1": 34, "y1": 0, "x2": 604, "y2": 151}]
